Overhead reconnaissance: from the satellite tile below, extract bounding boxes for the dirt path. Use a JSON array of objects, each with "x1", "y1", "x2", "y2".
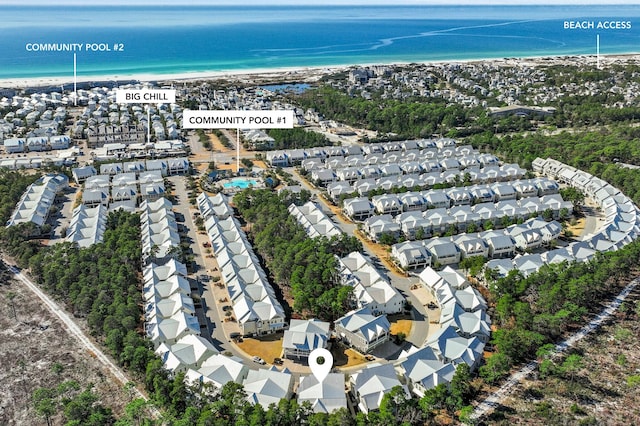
[
  {"x1": 469, "y1": 276, "x2": 640, "y2": 423},
  {"x1": 1, "y1": 259, "x2": 159, "y2": 419}
]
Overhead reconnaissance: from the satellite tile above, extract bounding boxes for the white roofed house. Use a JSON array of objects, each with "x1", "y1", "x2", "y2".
[
  {"x1": 447, "y1": 187, "x2": 472, "y2": 206},
  {"x1": 334, "y1": 307, "x2": 391, "y2": 354},
  {"x1": 311, "y1": 168, "x2": 337, "y2": 187},
  {"x1": 167, "y1": 157, "x2": 189, "y2": 175},
  {"x1": 196, "y1": 353, "x2": 249, "y2": 390},
  {"x1": 282, "y1": 319, "x2": 330, "y2": 359},
  {"x1": 423, "y1": 191, "x2": 451, "y2": 209},
  {"x1": 513, "y1": 253, "x2": 546, "y2": 277},
  {"x1": 297, "y1": 373, "x2": 347, "y2": 414},
  {"x1": 4, "y1": 137, "x2": 25, "y2": 153},
  {"x1": 265, "y1": 150, "x2": 288, "y2": 167},
  {"x1": 509, "y1": 226, "x2": 544, "y2": 251},
  {"x1": 338, "y1": 251, "x2": 405, "y2": 315},
  {"x1": 399, "y1": 191, "x2": 427, "y2": 212},
  {"x1": 469, "y1": 185, "x2": 496, "y2": 204},
  {"x1": 350, "y1": 363, "x2": 409, "y2": 414},
  {"x1": 396, "y1": 211, "x2": 432, "y2": 240},
  {"x1": 343, "y1": 197, "x2": 375, "y2": 221},
  {"x1": 513, "y1": 180, "x2": 538, "y2": 199},
  {"x1": 65, "y1": 204, "x2": 107, "y2": 248},
  {"x1": 169, "y1": 335, "x2": 218, "y2": 369},
  {"x1": 353, "y1": 178, "x2": 378, "y2": 197},
  {"x1": 327, "y1": 181, "x2": 354, "y2": 202},
  {"x1": 491, "y1": 182, "x2": 517, "y2": 201},
  {"x1": 243, "y1": 366, "x2": 293, "y2": 409},
  {"x1": 72, "y1": 165, "x2": 97, "y2": 184},
  {"x1": 398, "y1": 346, "x2": 456, "y2": 398},
  {"x1": 336, "y1": 167, "x2": 361, "y2": 183},
  {"x1": 146, "y1": 311, "x2": 200, "y2": 347},
  {"x1": 427, "y1": 326, "x2": 484, "y2": 371},
  {"x1": 49, "y1": 135, "x2": 70, "y2": 150},
  {"x1": 140, "y1": 198, "x2": 181, "y2": 263},
  {"x1": 485, "y1": 234, "x2": 516, "y2": 259},
  {"x1": 7, "y1": 173, "x2": 68, "y2": 229},
  {"x1": 425, "y1": 239, "x2": 461, "y2": 266},
  {"x1": 452, "y1": 234, "x2": 489, "y2": 259},
  {"x1": 363, "y1": 214, "x2": 401, "y2": 243},
  {"x1": 288, "y1": 201, "x2": 342, "y2": 239},
  {"x1": 372, "y1": 193, "x2": 403, "y2": 216},
  {"x1": 391, "y1": 241, "x2": 432, "y2": 270},
  {"x1": 26, "y1": 136, "x2": 48, "y2": 152}
]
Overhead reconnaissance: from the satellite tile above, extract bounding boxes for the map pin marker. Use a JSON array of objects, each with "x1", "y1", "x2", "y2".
[{"x1": 309, "y1": 348, "x2": 333, "y2": 384}]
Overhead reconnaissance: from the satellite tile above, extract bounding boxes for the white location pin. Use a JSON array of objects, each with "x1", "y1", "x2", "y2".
[{"x1": 308, "y1": 348, "x2": 333, "y2": 384}]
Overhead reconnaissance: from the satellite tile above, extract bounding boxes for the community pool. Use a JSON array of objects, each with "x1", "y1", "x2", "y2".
[{"x1": 222, "y1": 178, "x2": 261, "y2": 189}]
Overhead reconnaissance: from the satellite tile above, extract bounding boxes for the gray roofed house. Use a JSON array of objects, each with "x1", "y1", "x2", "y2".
[
  {"x1": 372, "y1": 194, "x2": 403, "y2": 216},
  {"x1": 335, "y1": 307, "x2": 391, "y2": 354},
  {"x1": 423, "y1": 191, "x2": 450, "y2": 209},
  {"x1": 427, "y1": 325, "x2": 484, "y2": 370},
  {"x1": 399, "y1": 191, "x2": 427, "y2": 212},
  {"x1": 243, "y1": 366, "x2": 293, "y2": 409},
  {"x1": 297, "y1": 373, "x2": 347, "y2": 414},
  {"x1": 343, "y1": 197, "x2": 375, "y2": 221},
  {"x1": 364, "y1": 214, "x2": 401, "y2": 242},
  {"x1": 283, "y1": 319, "x2": 330, "y2": 359},
  {"x1": 350, "y1": 363, "x2": 409, "y2": 414},
  {"x1": 513, "y1": 253, "x2": 546, "y2": 277},
  {"x1": 398, "y1": 346, "x2": 455, "y2": 398},
  {"x1": 311, "y1": 168, "x2": 337, "y2": 186},
  {"x1": 327, "y1": 181, "x2": 354, "y2": 201},
  {"x1": 425, "y1": 238, "x2": 461, "y2": 266},
  {"x1": 391, "y1": 241, "x2": 432, "y2": 270},
  {"x1": 491, "y1": 183, "x2": 517, "y2": 201},
  {"x1": 452, "y1": 234, "x2": 489, "y2": 259},
  {"x1": 485, "y1": 234, "x2": 516, "y2": 258},
  {"x1": 72, "y1": 165, "x2": 98, "y2": 184},
  {"x1": 484, "y1": 258, "x2": 515, "y2": 279}
]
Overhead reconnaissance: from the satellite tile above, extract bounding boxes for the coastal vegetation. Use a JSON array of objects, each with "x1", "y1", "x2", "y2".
[
  {"x1": 293, "y1": 86, "x2": 478, "y2": 140},
  {"x1": 233, "y1": 188, "x2": 362, "y2": 321},
  {"x1": 265, "y1": 127, "x2": 330, "y2": 150}
]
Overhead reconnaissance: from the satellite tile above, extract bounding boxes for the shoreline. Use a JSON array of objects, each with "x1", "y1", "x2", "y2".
[{"x1": 1, "y1": 53, "x2": 639, "y2": 90}]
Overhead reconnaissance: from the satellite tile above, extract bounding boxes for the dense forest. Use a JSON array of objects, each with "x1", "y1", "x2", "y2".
[
  {"x1": 233, "y1": 188, "x2": 362, "y2": 321},
  {"x1": 293, "y1": 86, "x2": 478, "y2": 140},
  {"x1": 266, "y1": 127, "x2": 330, "y2": 150}
]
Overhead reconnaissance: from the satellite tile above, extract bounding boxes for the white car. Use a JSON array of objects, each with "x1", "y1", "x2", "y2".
[{"x1": 252, "y1": 356, "x2": 266, "y2": 365}]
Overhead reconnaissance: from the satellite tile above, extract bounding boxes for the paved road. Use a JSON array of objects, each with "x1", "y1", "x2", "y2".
[
  {"x1": 168, "y1": 176, "x2": 259, "y2": 367},
  {"x1": 469, "y1": 277, "x2": 640, "y2": 423},
  {"x1": 285, "y1": 167, "x2": 432, "y2": 348},
  {"x1": 2, "y1": 258, "x2": 159, "y2": 417}
]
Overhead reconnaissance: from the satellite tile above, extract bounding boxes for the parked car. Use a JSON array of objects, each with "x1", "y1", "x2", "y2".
[
  {"x1": 273, "y1": 357, "x2": 284, "y2": 365},
  {"x1": 252, "y1": 356, "x2": 266, "y2": 365}
]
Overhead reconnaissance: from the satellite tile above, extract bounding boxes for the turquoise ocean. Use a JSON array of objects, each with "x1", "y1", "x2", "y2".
[{"x1": 1, "y1": 4, "x2": 639, "y2": 79}]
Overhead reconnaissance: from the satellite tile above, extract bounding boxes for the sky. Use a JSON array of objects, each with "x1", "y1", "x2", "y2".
[{"x1": 6, "y1": 0, "x2": 640, "y2": 5}]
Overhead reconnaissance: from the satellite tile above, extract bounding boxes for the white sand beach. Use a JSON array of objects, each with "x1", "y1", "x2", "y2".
[{"x1": 0, "y1": 54, "x2": 638, "y2": 89}]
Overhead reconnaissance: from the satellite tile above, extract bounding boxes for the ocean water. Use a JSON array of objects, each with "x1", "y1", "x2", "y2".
[{"x1": 1, "y1": 5, "x2": 639, "y2": 79}]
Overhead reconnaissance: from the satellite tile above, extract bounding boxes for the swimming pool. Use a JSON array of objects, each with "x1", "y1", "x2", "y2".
[{"x1": 222, "y1": 178, "x2": 260, "y2": 189}]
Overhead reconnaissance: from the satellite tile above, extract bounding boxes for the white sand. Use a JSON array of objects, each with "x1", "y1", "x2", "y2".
[{"x1": 0, "y1": 53, "x2": 638, "y2": 89}]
